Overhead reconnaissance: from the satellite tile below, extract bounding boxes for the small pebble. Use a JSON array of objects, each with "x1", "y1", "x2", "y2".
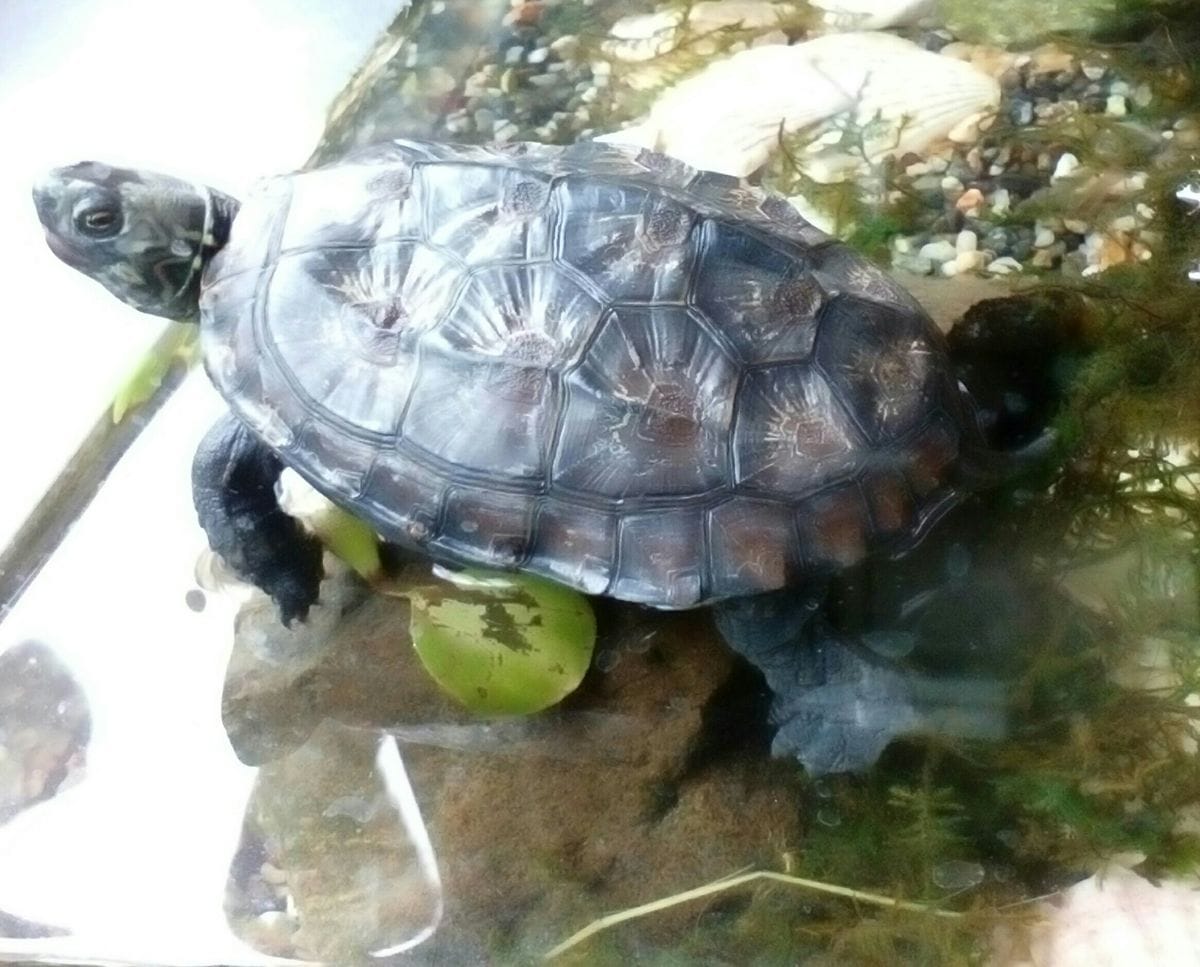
[
  {"x1": 955, "y1": 188, "x2": 984, "y2": 215},
  {"x1": 527, "y1": 46, "x2": 549, "y2": 65},
  {"x1": 893, "y1": 253, "x2": 934, "y2": 276},
  {"x1": 1063, "y1": 218, "x2": 1089, "y2": 234},
  {"x1": 1105, "y1": 94, "x2": 1127, "y2": 117},
  {"x1": 918, "y1": 240, "x2": 957, "y2": 263},
  {"x1": 990, "y1": 188, "x2": 1011, "y2": 215},
  {"x1": 940, "y1": 175, "x2": 965, "y2": 199},
  {"x1": 550, "y1": 34, "x2": 581, "y2": 59},
  {"x1": 987, "y1": 256, "x2": 1023, "y2": 275},
  {"x1": 1034, "y1": 227, "x2": 1056, "y2": 248},
  {"x1": 955, "y1": 250, "x2": 986, "y2": 273},
  {"x1": 1051, "y1": 152, "x2": 1081, "y2": 182},
  {"x1": 955, "y1": 230, "x2": 978, "y2": 254}
]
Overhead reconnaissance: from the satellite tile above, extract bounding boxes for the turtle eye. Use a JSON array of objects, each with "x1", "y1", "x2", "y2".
[{"x1": 75, "y1": 207, "x2": 121, "y2": 238}]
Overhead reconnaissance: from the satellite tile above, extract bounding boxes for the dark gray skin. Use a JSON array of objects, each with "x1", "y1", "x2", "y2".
[
  {"x1": 33, "y1": 164, "x2": 320, "y2": 624},
  {"x1": 34, "y1": 160, "x2": 1061, "y2": 773}
]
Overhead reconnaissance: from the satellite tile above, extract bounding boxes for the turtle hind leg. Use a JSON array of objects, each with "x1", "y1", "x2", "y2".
[{"x1": 192, "y1": 413, "x2": 323, "y2": 625}]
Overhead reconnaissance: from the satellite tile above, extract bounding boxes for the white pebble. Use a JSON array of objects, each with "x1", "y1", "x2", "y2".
[
  {"x1": 918, "y1": 240, "x2": 957, "y2": 263},
  {"x1": 1109, "y1": 79, "x2": 1131, "y2": 96},
  {"x1": 494, "y1": 121, "x2": 520, "y2": 143},
  {"x1": 1133, "y1": 83, "x2": 1153, "y2": 107},
  {"x1": 1136, "y1": 202, "x2": 1156, "y2": 221},
  {"x1": 955, "y1": 250, "x2": 985, "y2": 273},
  {"x1": 941, "y1": 175, "x2": 965, "y2": 197},
  {"x1": 1034, "y1": 227, "x2": 1056, "y2": 248},
  {"x1": 1082, "y1": 64, "x2": 1106, "y2": 80},
  {"x1": 1052, "y1": 152, "x2": 1081, "y2": 182},
  {"x1": 1110, "y1": 215, "x2": 1137, "y2": 232},
  {"x1": 1064, "y1": 218, "x2": 1089, "y2": 234},
  {"x1": 1105, "y1": 94, "x2": 1127, "y2": 117},
  {"x1": 990, "y1": 188, "x2": 1011, "y2": 214},
  {"x1": 987, "y1": 256, "x2": 1023, "y2": 275},
  {"x1": 527, "y1": 47, "x2": 550, "y2": 65},
  {"x1": 955, "y1": 230, "x2": 978, "y2": 254}
]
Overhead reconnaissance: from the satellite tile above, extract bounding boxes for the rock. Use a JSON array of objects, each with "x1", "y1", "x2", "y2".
[
  {"x1": 955, "y1": 249, "x2": 986, "y2": 273},
  {"x1": 402, "y1": 606, "x2": 802, "y2": 959},
  {"x1": 893, "y1": 253, "x2": 934, "y2": 275},
  {"x1": 918, "y1": 239, "x2": 958, "y2": 263},
  {"x1": 1034, "y1": 226, "x2": 1056, "y2": 248},
  {"x1": 1105, "y1": 94, "x2": 1127, "y2": 116},
  {"x1": 1031, "y1": 241, "x2": 1065, "y2": 269},
  {"x1": 1051, "y1": 151, "x2": 1081, "y2": 182},
  {"x1": 0, "y1": 641, "x2": 90, "y2": 824},
  {"x1": 956, "y1": 229, "x2": 978, "y2": 253},
  {"x1": 956, "y1": 187, "x2": 985, "y2": 214},
  {"x1": 990, "y1": 187, "x2": 1011, "y2": 214},
  {"x1": 986, "y1": 256, "x2": 1023, "y2": 275}
]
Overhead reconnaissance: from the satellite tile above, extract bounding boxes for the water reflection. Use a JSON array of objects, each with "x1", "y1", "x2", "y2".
[
  {"x1": 225, "y1": 722, "x2": 442, "y2": 962},
  {"x1": 0, "y1": 640, "x2": 90, "y2": 826}
]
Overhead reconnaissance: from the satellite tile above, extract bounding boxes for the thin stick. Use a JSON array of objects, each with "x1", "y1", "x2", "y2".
[{"x1": 543, "y1": 869, "x2": 963, "y2": 960}]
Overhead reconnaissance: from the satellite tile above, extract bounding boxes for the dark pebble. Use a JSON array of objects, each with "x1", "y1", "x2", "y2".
[{"x1": 1010, "y1": 98, "x2": 1035, "y2": 126}]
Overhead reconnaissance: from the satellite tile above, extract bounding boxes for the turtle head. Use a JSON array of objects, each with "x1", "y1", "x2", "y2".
[{"x1": 33, "y1": 162, "x2": 238, "y2": 320}]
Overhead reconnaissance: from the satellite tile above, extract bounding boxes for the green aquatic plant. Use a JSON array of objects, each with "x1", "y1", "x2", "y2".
[{"x1": 110, "y1": 321, "x2": 197, "y2": 423}]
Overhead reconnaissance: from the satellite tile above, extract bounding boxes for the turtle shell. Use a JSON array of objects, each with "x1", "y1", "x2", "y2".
[{"x1": 200, "y1": 139, "x2": 974, "y2": 608}]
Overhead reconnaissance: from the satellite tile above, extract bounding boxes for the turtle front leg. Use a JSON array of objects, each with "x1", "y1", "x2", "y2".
[{"x1": 192, "y1": 413, "x2": 323, "y2": 624}]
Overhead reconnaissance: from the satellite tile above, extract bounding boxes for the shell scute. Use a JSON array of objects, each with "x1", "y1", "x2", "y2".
[
  {"x1": 732, "y1": 364, "x2": 863, "y2": 496},
  {"x1": 707, "y1": 498, "x2": 799, "y2": 597},
  {"x1": 554, "y1": 177, "x2": 699, "y2": 303},
  {"x1": 531, "y1": 500, "x2": 617, "y2": 596},
  {"x1": 553, "y1": 306, "x2": 736, "y2": 500},
  {"x1": 815, "y1": 294, "x2": 948, "y2": 446},
  {"x1": 419, "y1": 162, "x2": 553, "y2": 263},
  {"x1": 693, "y1": 220, "x2": 825, "y2": 364},
  {"x1": 433, "y1": 488, "x2": 536, "y2": 566},
  {"x1": 614, "y1": 509, "x2": 705, "y2": 608}
]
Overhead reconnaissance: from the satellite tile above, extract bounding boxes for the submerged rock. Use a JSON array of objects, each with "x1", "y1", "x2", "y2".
[{"x1": 0, "y1": 641, "x2": 90, "y2": 825}]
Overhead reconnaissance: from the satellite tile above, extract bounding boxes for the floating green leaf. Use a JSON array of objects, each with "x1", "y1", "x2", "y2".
[{"x1": 404, "y1": 567, "x2": 596, "y2": 715}]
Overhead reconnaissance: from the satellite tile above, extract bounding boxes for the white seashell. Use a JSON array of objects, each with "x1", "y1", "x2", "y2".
[
  {"x1": 809, "y1": 0, "x2": 935, "y2": 31},
  {"x1": 598, "y1": 32, "x2": 1001, "y2": 180},
  {"x1": 604, "y1": 2, "x2": 799, "y2": 65},
  {"x1": 992, "y1": 866, "x2": 1200, "y2": 967}
]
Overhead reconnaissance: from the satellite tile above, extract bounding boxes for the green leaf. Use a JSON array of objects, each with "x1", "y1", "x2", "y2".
[
  {"x1": 404, "y1": 567, "x2": 596, "y2": 715},
  {"x1": 306, "y1": 505, "x2": 383, "y2": 580}
]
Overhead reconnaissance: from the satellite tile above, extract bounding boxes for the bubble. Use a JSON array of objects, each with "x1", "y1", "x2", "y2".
[
  {"x1": 932, "y1": 860, "x2": 985, "y2": 891},
  {"x1": 816, "y1": 808, "x2": 842, "y2": 828},
  {"x1": 185, "y1": 589, "x2": 207, "y2": 613},
  {"x1": 594, "y1": 649, "x2": 621, "y2": 673}
]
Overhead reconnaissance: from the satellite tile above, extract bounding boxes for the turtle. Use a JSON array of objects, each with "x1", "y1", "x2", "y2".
[{"x1": 33, "y1": 139, "x2": 1055, "y2": 769}]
